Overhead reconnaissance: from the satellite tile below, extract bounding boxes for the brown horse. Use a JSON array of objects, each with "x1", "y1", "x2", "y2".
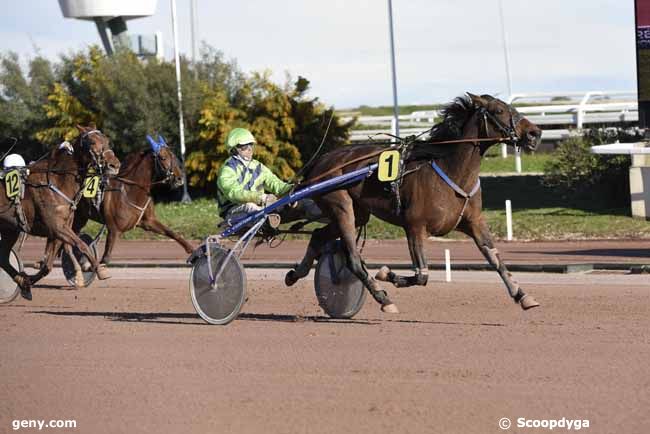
[
  {"x1": 285, "y1": 93, "x2": 542, "y2": 313},
  {"x1": 71, "y1": 135, "x2": 194, "y2": 278},
  {"x1": 0, "y1": 125, "x2": 121, "y2": 300}
]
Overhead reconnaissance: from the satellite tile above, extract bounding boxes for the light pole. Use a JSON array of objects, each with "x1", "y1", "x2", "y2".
[
  {"x1": 171, "y1": 0, "x2": 192, "y2": 202},
  {"x1": 497, "y1": 0, "x2": 512, "y2": 98},
  {"x1": 497, "y1": 0, "x2": 515, "y2": 162},
  {"x1": 387, "y1": 0, "x2": 400, "y2": 138},
  {"x1": 190, "y1": 0, "x2": 198, "y2": 77}
]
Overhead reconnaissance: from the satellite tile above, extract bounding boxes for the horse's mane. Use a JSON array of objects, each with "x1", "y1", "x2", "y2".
[
  {"x1": 409, "y1": 94, "x2": 485, "y2": 161},
  {"x1": 118, "y1": 149, "x2": 152, "y2": 177}
]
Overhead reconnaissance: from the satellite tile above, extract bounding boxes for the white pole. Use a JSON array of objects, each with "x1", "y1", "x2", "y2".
[
  {"x1": 515, "y1": 147, "x2": 522, "y2": 173},
  {"x1": 501, "y1": 143, "x2": 508, "y2": 158},
  {"x1": 387, "y1": 0, "x2": 400, "y2": 138},
  {"x1": 190, "y1": 0, "x2": 198, "y2": 72},
  {"x1": 505, "y1": 200, "x2": 513, "y2": 241},
  {"x1": 497, "y1": 0, "x2": 513, "y2": 98},
  {"x1": 171, "y1": 0, "x2": 191, "y2": 203},
  {"x1": 444, "y1": 249, "x2": 451, "y2": 282}
]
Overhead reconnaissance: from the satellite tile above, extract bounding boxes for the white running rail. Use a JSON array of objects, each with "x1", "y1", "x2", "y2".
[{"x1": 345, "y1": 90, "x2": 638, "y2": 142}]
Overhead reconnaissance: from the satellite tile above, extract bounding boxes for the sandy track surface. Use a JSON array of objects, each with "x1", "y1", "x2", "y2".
[
  {"x1": 2, "y1": 267, "x2": 649, "y2": 433},
  {"x1": 14, "y1": 238, "x2": 650, "y2": 268}
]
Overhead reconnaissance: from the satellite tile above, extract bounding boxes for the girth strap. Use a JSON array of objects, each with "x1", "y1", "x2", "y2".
[{"x1": 431, "y1": 160, "x2": 481, "y2": 229}]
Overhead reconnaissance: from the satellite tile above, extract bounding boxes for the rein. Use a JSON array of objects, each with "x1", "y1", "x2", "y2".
[{"x1": 300, "y1": 136, "x2": 510, "y2": 187}]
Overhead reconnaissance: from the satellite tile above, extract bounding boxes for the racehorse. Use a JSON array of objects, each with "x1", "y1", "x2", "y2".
[
  {"x1": 71, "y1": 135, "x2": 194, "y2": 279},
  {"x1": 0, "y1": 124, "x2": 121, "y2": 299},
  {"x1": 285, "y1": 93, "x2": 542, "y2": 313}
]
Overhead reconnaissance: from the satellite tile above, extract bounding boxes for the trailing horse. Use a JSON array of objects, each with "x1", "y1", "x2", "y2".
[
  {"x1": 0, "y1": 125, "x2": 121, "y2": 300},
  {"x1": 71, "y1": 135, "x2": 194, "y2": 278},
  {"x1": 285, "y1": 93, "x2": 542, "y2": 313}
]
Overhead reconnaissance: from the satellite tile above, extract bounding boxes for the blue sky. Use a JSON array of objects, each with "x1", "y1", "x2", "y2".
[{"x1": 0, "y1": 0, "x2": 637, "y2": 109}]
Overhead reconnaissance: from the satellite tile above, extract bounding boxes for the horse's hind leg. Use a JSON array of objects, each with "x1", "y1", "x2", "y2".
[
  {"x1": 139, "y1": 212, "x2": 195, "y2": 254},
  {"x1": 0, "y1": 230, "x2": 31, "y2": 300},
  {"x1": 285, "y1": 222, "x2": 340, "y2": 286},
  {"x1": 28, "y1": 238, "x2": 61, "y2": 285},
  {"x1": 461, "y1": 216, "x2": 539, "y2": 310},
  {"x1": 376, "y1": 225, "x2": 429, "y2": 288}
]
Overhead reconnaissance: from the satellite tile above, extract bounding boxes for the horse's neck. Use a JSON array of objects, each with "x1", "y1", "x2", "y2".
[
  {"x1": 437, "y1": 129, "x2": 482, "y2": 191},
  {"x1": 121, "y1": 152, "x2": 154, "y2": 193}
]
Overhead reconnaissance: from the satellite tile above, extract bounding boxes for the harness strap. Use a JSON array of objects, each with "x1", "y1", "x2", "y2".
[
  {"x1": 120, "y1": 185, "x2": 151, "y2": 227},
  {"x1": 430, "y1": 160, "x2": 481, "y2": 229},
  {"x1": 48, "y1": 183, "x2": 77, "y2": 210}
]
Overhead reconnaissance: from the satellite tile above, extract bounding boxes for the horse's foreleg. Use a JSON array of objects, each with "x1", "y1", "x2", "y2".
[
  {"x1": 333, "y1": 204, "x2": 398, "y2": 313},
  {"x1": 461, "y1": 217, "x2": 539, "y2": 310},
  {"x1": 54, "y1": 227, "x2": 102, "y2": 281},
  {"x1": 0, "y1": 231, "x2": 31, "y2": 299},
  {"x1": 139, "y1": 216, "x2": 194, "y2": 253},
  {"x1": 97, "y1": 228, "x2": 121, "y2": 279},
  {"x1": 376, "y1": 226, "x2": 429, "y2": 288},
  {"x1": 285, "y1": 222, "x2": 340, "y2": 286},
  {"x1": 62, "y1": 244, "x2": 86, "y2": 288}
]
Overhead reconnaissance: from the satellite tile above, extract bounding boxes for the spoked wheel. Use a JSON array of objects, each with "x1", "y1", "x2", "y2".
[
  {"x1": 0, "y1": 249, "x2": 23, "y2": 304},
  {"x1": 61, "y1": 233, "x2": 98, "y2": 288},
  {"x1": 314, "y1": 240, "x2": 366, "y2": 319},
  {"x1": 189, "y1": 245, "x2": 246, "y2": 325}
]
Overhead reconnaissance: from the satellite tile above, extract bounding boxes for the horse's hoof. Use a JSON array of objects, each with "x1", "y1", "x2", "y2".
[
  {"x1": 96, "y1": 264, "x2": 111, "y2": 280},
  {"x1": 381, "y1": 303, "x2": 399, "y2": 314},
  {"x1": 74, "y1": 272, "x2": 85, "y2": 288},
  {"x1": 285, "y1": 270, "x2": 298, "y2": 287},
  {"x1": 375, "y1": 266, "x2": 391, "y2": 282},
  {"x1": 20, "y1": 287, "x2": 32, "y2": 301},
  {"x1": 520, "y1": 294, "x2": 540, "y2": 310}
]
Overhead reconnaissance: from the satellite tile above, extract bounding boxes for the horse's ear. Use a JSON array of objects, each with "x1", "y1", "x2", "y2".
[
  {"x1": 76, "y1": 124, "x2": 85, "y2": 133},
  {"x1": 157, "y1": 135, "x2": 167, "y2": 147},
  {"x1": 146, "y1": 135, "x2": 161, "y2": 154},
  {"x1": 467, "y1": 93, "x2": 488, "y2": 108}
]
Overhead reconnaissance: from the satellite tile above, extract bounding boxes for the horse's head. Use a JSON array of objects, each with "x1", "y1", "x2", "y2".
[
  {"x1": 75, "y1": 124, "x2": 121, "y2": 176},
  {"x1": 146, "y1": 135, "x2": 185, "y2": 188},
  {"x1": 467, "y1": 93, "x2": 541, "y2": 152}
]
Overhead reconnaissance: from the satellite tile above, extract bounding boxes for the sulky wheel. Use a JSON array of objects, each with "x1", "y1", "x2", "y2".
[
  {"x1": 189, "y1": 244, "x2": 246, "y2": 325},
  {"x1": 61, "y1": 233, "x2": 98, "y2": 288},
  {"x1": 314, "y1": 240, "x2": 366, "y2": 319},
  {"x1": 0, "y1": 249, "x2": 23, "y2": 304}
]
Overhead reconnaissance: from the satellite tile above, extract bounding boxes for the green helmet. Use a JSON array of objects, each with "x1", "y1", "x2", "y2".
[{"x1": 226, "y1": 128, "x2": 256, "y2": 150}]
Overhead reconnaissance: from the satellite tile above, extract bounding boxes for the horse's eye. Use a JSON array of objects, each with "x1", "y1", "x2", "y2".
[{"x1": 495, "y1": 109, "x2": 504, "y2": 114}]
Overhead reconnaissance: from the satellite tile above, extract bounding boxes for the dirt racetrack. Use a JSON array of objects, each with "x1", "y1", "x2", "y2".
[{"x1": 1, "y1": 240, "x2": 650, "y2": 433}]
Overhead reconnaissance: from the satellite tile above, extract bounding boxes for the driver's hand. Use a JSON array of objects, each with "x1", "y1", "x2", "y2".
[{"x1": 260, "y1": 194, "x2": 278, "y2": 207}]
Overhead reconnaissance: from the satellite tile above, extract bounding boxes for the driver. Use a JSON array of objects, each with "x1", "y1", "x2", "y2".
[{"x1": 217, "y1": 128, "x2": 292, "y2": 226}]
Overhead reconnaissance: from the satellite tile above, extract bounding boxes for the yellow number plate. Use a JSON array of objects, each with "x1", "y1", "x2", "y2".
[
  {"x1": 83, "y1": 176, "x2": 100, "y2": 198},
  {"x1": 4, "y1": 169, "x2": 21, "y2": 199},
  {"x1": 377, "y1": 150, "x2": 400, "y2": 182}
]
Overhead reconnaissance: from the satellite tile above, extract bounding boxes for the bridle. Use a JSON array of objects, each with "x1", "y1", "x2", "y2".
[
  {"x1": 152, "y1": 149, "x2": 177, "y2": 185},
  {"x1": 476, "y1": 104, "x2": 524, "y2": 149},
  {"x1": 80, "y1": 129, "x2": 116, "y2": 174}
]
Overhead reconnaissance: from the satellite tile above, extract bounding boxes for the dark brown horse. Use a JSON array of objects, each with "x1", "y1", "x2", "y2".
[
  {"x1": 0, "y1": 125, "x2": 121, "y2": 299},
  {"x1": 285, "y1": 94, "x2": 542, "y2": 313},
  {"x1": 71, "y1": 135, "x2": 194, "y2": 278}
]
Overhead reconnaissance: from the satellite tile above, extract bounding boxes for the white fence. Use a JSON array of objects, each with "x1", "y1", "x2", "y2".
[{"x1": 345, "y1": 90, "x2": 638, "y2": 142}]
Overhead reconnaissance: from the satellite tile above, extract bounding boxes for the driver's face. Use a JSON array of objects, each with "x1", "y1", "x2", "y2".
[{"x1": 237, "y1": 143, "x2": 254, "y2": 161}]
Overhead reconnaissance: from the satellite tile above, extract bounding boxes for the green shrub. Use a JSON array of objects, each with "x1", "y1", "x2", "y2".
[{"x1": 542, "y1": 129, "x2": 642, "y2": 207}]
